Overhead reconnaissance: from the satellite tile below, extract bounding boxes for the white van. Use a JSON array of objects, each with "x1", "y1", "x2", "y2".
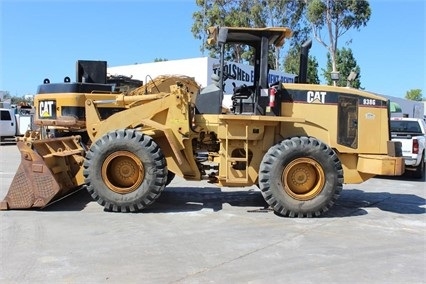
[{"x1": 0, "y1": 108, "x2": 17, "y2": 141}]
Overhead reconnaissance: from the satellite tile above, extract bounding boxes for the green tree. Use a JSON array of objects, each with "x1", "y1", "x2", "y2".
[
  {"x1": 405, "y1": 89, "x2": 423, "y2": 101},
  {"x1": 284, "y1": 45, "x2": 320, "y2": 84},
  {"x1": 323, "y1": 47, "x2": 361, "y2": 88},
  {"x1": 259, "y1": 0, "x2": 309, "y2": 69},
  {"x1": 1, "y1": 92, "x2": 32, "y2": 105},
  {"x1": 306, "y1": 0, "x2": 371, "y2": 85},
  {"x1": 192, "y1": 0, "x2": 308, "y2": 69}
]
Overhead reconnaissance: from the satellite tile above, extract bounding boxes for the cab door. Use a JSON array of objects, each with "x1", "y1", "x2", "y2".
[
  {"x1": 0, "y1": 109, "x2": 16, "y2": 138},
  {"x1": 337, "y1": 96, "x2": 358, "y2": 149}
]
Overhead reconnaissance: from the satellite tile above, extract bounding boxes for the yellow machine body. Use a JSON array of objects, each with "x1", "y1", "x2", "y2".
[{"x1": 1, "y1": 27, "x2": 404, "y2": 217}]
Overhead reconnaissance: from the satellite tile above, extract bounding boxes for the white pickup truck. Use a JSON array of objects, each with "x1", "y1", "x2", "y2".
[
  {"x1": 0, "y1": 106, "x2": 34, "y2": 143},
  {"x1": 390, "y1": 117, "x2": 426, "y2": 179}
]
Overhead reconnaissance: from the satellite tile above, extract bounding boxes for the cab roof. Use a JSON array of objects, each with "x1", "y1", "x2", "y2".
[{"x1": 207, "y1": 26, "x2": 292, "y2": 47}]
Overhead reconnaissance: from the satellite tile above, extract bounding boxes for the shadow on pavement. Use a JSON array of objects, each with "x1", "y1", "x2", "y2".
[
  {"x1": 377, "y1": 172, "x2": 426, "y2": 182},
  {"x1": 148, "y1": 187, "x2": 269, "y2": 213},
  {"x1": 41, "y1": 186, "x2": 425, "y2": 218},
  {"x1": 324, "y1": 189, "x2": 425, "y2": 217},
  {"x1": 42, "y1": 187, "x2": 94, "y2": 211}
]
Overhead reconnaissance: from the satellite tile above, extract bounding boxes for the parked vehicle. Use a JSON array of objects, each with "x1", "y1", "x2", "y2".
[
  {"x1": 390, "y1": 117, "x2": 426, "y2": 179},
  {"x1": 0, "y1": 108, "x2": 16, "y2": 141},
  {"x1": 15, "y1": 105, "x2": 34, "y2": 135},
  {"x1": 0, "y1": 106, "x2": 34, "y2": 142}
]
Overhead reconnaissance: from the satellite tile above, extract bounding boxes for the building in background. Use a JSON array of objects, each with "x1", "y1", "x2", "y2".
[
  {"x1": 384, "y1": 95, "x2": 425, "y2": 119},
  {"x1": 108, "y1": 57, "x2": 295, "y2": 94}
]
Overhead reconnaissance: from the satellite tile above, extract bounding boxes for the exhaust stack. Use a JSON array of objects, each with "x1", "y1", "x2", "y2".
[{"x1": 298, "y1": 39, "x2": 312, "y2": 84}]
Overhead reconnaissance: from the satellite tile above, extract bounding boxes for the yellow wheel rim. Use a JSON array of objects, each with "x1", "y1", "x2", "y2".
[
  {"x1": 282, "y1": 158, "x2": 325, "y2": 201},
  {"x1": 101, "y1": 151, "x2": 144, "y2": 194}
]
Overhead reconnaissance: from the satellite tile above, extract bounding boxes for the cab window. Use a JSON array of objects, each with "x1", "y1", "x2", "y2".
[{"x1": 0, "y1": 110, "x2": 12, "y2": 121}]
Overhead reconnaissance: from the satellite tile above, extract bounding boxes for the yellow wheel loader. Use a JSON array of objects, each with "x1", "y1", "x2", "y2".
[{"x1": 0, "y1": 27, "x2": 404, "y2": 217}]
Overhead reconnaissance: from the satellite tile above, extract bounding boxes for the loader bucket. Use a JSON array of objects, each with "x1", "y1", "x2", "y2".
[{"x1": 0, "y1": 136, "x2": 86, "y2": 210}]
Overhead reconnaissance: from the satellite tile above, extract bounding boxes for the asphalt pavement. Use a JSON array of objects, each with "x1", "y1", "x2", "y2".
[{"x1": 0, "y1": 144, "x2": 425, "y2": 283}]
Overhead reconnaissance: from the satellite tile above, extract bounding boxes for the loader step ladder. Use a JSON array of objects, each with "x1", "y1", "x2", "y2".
[{"x1": 225, "y1": 123, "x2": 249, "y2": 183}]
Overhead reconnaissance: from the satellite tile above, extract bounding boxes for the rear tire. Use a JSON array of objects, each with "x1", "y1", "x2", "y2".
[
  {"x1": 259, "y1": 136, "x2": 343, "y2": 217},
  {"x1": 165, "y1": 171, "x2": 175, "y2": 186},
  {"x1": 412, "y1": 153, "x2": 425, "y2": 179},
  {"x1": 83, "y1": 129, "x2": 167, "y2": 212}
]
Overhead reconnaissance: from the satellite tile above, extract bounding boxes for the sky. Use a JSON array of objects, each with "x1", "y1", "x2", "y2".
[{"x1": 0, "y1": 0, "x2": 425, "y2": 99}]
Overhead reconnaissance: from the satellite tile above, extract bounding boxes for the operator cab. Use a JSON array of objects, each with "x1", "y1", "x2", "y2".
[{"x1": 195, "y1": 26, "x2": 292, "y2": 116}]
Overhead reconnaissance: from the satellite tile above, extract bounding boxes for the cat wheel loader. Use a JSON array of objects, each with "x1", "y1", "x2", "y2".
[{"x1": 0, "y1": 26, "x2": 404, "y2": 217}]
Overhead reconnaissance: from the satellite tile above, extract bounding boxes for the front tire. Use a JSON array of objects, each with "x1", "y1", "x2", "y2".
[
  {"x1": 259, "y1": 137, "x2": 343, "y2": 217},
  {"x1": 83, "y1": 129, "x2": 167, "y2": 212}
]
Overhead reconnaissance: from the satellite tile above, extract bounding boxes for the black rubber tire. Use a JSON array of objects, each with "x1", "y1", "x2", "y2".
[
  {"x1": 165, "y1": 171, "x2": 175, "y2": 186},
  {"x1": 83, "y1": 129, "x2": 167, "y2": 212},
  {"x1": 259, "y1": 136, "x2": 343, "y2": 217},
  {"x1": 412, "y1": 153, "x2": 425, "y2": 179}
]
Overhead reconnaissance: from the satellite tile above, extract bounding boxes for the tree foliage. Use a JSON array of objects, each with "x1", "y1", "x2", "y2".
[
  {"x1": 1, "y1": 92, "x2": 33, "y2": 105},
  {"x1": 306, "y1": 0, "x2": 370, "y2": 83},
  {"x1": 323, "y1": 47, "x2": 361, "y2": 88},
  {"x1": 405, "y1": 89, "x2": 423, "y2": 101},
  {"x1": 191, "y1": 0, "x2": 308, "y2": 69}
]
